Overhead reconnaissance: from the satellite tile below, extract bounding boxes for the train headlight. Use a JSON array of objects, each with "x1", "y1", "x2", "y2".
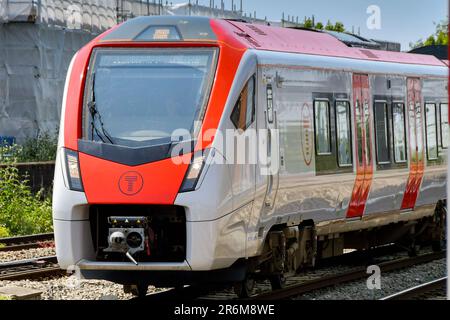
[
  {"x1": 63, "y1": 148, "x2": 84, "y2": 192},
  {"x1": 179, "y1": 149, "x2": 210, "y2": 193}
]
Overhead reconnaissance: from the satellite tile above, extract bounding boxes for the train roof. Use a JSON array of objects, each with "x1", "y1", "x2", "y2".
[{"x1": 100, "y1": 16, "x2": 447, "y2": 68}]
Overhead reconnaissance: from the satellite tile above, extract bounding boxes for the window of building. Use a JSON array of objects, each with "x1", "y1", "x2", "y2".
[
  {"x1": 425, "y1": 103, "x2": 438, "y2": 160},
  {"x1": 230, "y1": 75, "x2": 255, "y2": 131},
  {"x1": 392, "y1": 103, "x2": 407, "y2": 163},
  {"x1": 374, "y1": 101, "x2": 390, "y2": 164},
  {"x1": 440, "y1": 103, "x2": 448, "y2": 148},
  {"x1": 335, "y1": 101, "x2": 352, "y2": 166},
  {"x1": 314, "y1": 100, "x2": 331, "y2": 155}
]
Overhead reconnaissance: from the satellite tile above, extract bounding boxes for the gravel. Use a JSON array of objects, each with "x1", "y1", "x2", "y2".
[
  {"x1": 0, "y1": 247, "x2": 168, "y2": 300},
  {"x1": 0, "y1": 276, "x2": 170, "y2": 300},
  {"x1": 295, "y1": 257, "x2": 447, "y2": 300},
  {"x1": 0, "y1": 247, "x2": 56, "y2": 263},
  {"x1": 0, "y1": 246, "x2": 445, "y2": 300}
]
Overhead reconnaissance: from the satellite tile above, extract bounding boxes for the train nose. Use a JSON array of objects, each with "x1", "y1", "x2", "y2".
[{"x1": 77, "y1": 152, "x2": 192, "y2": 204}]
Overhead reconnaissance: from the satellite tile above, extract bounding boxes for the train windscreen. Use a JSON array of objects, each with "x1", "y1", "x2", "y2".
[{"x1": 82, "y1": 48, "x2": 218, "y2": 147}]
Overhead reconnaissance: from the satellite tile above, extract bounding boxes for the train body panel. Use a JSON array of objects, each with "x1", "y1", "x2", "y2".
[{"x1": 52, "y1": 16, "x2": 448, "y2": 285}]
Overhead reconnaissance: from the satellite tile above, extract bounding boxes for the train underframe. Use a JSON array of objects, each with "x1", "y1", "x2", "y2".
[{"x1": 79, "y1": 200, "x2": 446, "y2": 298}]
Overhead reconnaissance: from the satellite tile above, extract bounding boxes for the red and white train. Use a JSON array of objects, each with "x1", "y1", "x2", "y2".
[{"x1": 53, "y1": 16, "x2": 448, "y2": 297}]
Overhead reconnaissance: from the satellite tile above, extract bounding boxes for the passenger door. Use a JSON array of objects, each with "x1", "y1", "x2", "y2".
[
  {"x1": 401, "y1": 78, "x2": 424, "y2": 209},
  {"x1": 261, "y1": 83, "x2": 279, "y2": 210},
  {"x1": 347, "y1": 74, "x2": 373, "y2": 218},
  {"x1": 230, "y1": 75, "x2": 257, "y2": 211}
]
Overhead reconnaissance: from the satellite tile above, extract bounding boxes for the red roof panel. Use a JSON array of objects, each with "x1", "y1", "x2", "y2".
[{"x1": 217, "y1": 20, "x2": 446, "y2": 67}]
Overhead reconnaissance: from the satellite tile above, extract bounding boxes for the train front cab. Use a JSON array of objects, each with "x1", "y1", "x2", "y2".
[{"x1": 52, "y1": 17, "x2": 267, "y2": 289}]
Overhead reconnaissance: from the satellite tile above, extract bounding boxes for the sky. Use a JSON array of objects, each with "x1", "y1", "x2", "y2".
[{"x1": 169, "y1": 0, "x2": 448, "y2": 51}]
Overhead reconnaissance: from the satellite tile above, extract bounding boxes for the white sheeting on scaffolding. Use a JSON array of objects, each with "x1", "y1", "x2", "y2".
[
  {"x1": 0, "y1": 23, "x2": 94, "y2": 140},
  {"x1": 0, "y1": 0, "x2": 117, "y2": 31},
  {"x1": 0, "y1": 0, "x2": 116, "y2": 141},
  {"x1": 0, "y1": 0, "x2": 251, "y2": 141}
]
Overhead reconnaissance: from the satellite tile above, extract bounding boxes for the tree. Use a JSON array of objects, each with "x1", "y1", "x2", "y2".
[
  {"x1": 325, "y1": 20, "x2": 334, "y2": 31},
  {"x1": 315, "y1": 22, "x2": 324, "y2": 30},
  {"x1": 424, "y1": 35, "x2": 436, "y2": 46},
  {"x1": 410, "y1": 19, "x2": 448, "y2": 49},
  {"x1": 334, "y1": 22, "x2": 345, "y2": 32},
  {"x1": 435, "y1": 21, "x2": 448, "y2": 45},
  {"x1": 301, "y1": 17, "x2": 346, "y2": 32},
  {"x1": 304, "y1": 17, "x2": 314, "y2": 29}
]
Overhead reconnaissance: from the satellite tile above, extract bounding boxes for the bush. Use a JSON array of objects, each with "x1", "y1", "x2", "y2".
[
  {"x1": 0, "y1": 166, "x2": 53, "y2": 236},
  {"x1": 0, "y1": 131, "x2": 58, "y2": 164},
  {"x1": 17, "y1": 131, "x2": 58, "y2": 163}
]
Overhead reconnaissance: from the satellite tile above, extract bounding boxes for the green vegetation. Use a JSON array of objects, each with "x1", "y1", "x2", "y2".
[
  {"x1": 297, "y1": 16, "x2": 347, "y2": 32},
  {"x1": 325, "y1": 20, "x2": 345, "y2": 32},
  {"x1": 0, "y1": 132, "x2": 56, "y2": 237},
  {"x1": 315, "y1": 22, "x2": 324, "y2": 30},
  {"x1": 284, "y1": 15, "x2": 347, "y2": 33},
  {"x1": 0, "y1": 165, "x2": 53, "y2": 236},
  {"x1": 0, "y1": 131, "x2": 58, "y2": 164},
  {"x1": 410, "y1": 20, "x2": 448, "y2": 49},
  {"x1": 303, "y1": 17, "x2": 314, "y2": 29},
  {"x1": 0, "y1": 225, "x2": 9, "y2": 238}
]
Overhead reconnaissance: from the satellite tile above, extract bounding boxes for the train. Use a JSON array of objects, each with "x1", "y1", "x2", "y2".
[{"x1": 53, "y1": 16, "x2": 448, "y2": 297}]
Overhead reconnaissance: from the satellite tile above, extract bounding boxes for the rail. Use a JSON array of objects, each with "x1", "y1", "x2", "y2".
[
  {"x1": 0, "y1": 233, "x2": 54, "y2": 252},
  {"x1": 380, "y1": 277, "x2": 447, "y2": 300},
  {"x1": 0, "y1": 255, "x2": 62, "y2": 281}
]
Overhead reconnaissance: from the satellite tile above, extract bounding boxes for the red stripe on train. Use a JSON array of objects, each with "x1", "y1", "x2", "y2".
[
  {"x1": 347, "y1": 74, "x2": 374, "y2": 218},
  {"x1": 401, "y1": 78, "x2": 424, "y2": 210}
]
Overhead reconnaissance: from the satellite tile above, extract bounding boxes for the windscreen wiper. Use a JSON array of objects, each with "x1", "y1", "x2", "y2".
[{"x1": 89, "y1": 72, "x2": 115, "y2": 144}]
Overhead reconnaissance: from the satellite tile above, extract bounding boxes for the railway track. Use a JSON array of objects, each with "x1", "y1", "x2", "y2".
[
  {"x1": 0, "y1": 233, "x2": 54, "y2": 252},
  {"x1": 380, "y1": 277, "x2": 447, "y2": 300},
  {"x1": 0, "y1": 255, "x2": 64, "y2": 281},
  {"x1": 141, "y1": 249, "x2": 445, "y2": 301},
  {"x1": 248, "y1": 251, "x2": 445, "y2": 300}
]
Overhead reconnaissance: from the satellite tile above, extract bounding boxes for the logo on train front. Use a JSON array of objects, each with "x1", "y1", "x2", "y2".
[{"x1": 119, "y1": 171, "x2": 144, "y2": 196}]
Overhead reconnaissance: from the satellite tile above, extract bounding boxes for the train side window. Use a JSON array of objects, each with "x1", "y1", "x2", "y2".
[
  {"x1": 440, "y1": 103, "x2": 448, "y2": 148},
  {"x1": 314, "y1": 100, "x2": 331, "y2": 155},
  {"x1": 230, "y1": 76, "x2": 255, "y2": 131},
  {"x1": 425, "y1": 103, "x2": 438, "y2": 160},
  {"x1": 392, "y1": 103, "x2": 407, "y2": 163},
  {"x1": 374, "y1": 101, "x2": 390, "y2": 164},
  {"x1": 335, "y1": 101, "x2": 352, "y2": 166}
]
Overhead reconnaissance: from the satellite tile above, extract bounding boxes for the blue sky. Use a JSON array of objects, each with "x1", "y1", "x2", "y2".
[{"x1": 170, "y1": 0, "x2": 448, "y2": 51}]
